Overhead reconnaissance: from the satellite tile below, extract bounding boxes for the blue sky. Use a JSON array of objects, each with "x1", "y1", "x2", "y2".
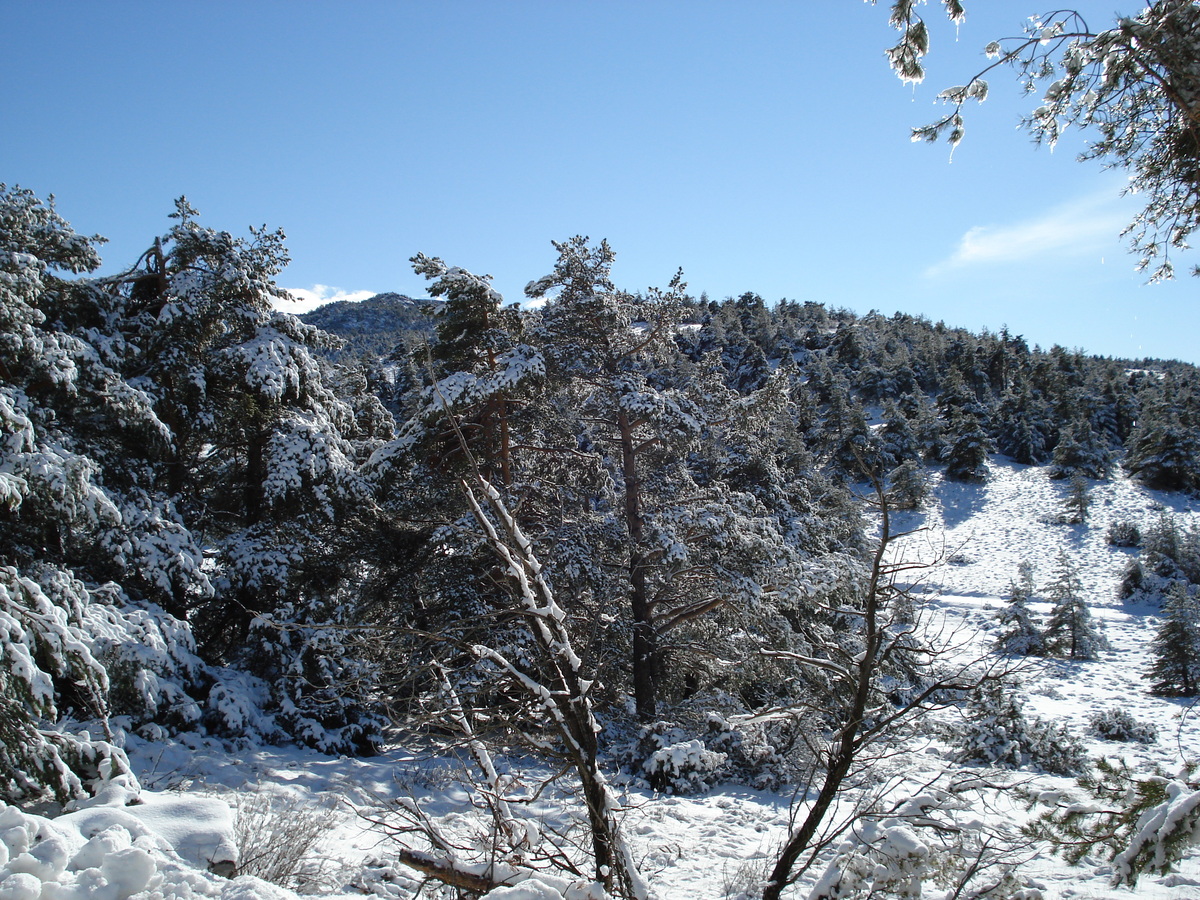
[{"x1": 5, "y1": 1, "x2": 1197, "y2": 362}]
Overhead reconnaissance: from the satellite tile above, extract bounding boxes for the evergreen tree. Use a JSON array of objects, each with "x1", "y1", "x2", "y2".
[
  {"x1": 403, "y1": 253, "x2": 542, "y2": 486},
  {"x1": 939, "y1": 373, "x2": 994, "y2": 482},
  {"x1": 0, "y1": 185, "x2": 190, "y2": 797},
  {"x1": 140, "y1": 202, "x2": 387, "y2": 752},
  {"x1": 1051, "y1": 418, "x2": 1113, "y2": 480},
  {"x1": 1146, "y1": 581, "x2": 1200, "y2": 697},
  {"x1": 994, "y1": 383, "x2": 1052, "y2": 465},
  {"x1": 829, "y1": 399, "x2": 887, "y2": 479},
  {"x1": 726, "y1": 340, "x2": 771, "y2": 394},
  {"x1": 524, "y1": 238, "x2": 857, "y2": 721},
  {"x1": 1043, "y1": 552, "x2": 1107, "y2": 661},
  {"x1": 878, "y1": 399, "x2": 921, "y2": 468},
  {"x1": 885, "y1": 459, "x2": 929, "y2": 510},
  {"x1": 997, "y1": 561, "x2": 1044, "y2": 656},
  {"x1": 1124, "y1": 390, "x2": 1200, "y2": 492},
  {"x1": 1060, "y1": 474, "x2": 1091, "y2": 525},
  {"x1": 892, "y1": 3, "x2": 1200, "y2": 282}
]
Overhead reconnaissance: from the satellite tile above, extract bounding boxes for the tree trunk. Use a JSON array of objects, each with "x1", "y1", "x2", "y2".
[
  {"x1": 618, "y1": 407, "x2": 657, "y2": 722},
  {"x1": 244, "y1": 424, "x2": 267, "y2": 525}
]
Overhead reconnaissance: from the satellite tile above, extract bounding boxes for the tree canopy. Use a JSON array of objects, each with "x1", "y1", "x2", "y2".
[{"x1": 879, "y1": 0, "x2": 1200, "y2": 280}]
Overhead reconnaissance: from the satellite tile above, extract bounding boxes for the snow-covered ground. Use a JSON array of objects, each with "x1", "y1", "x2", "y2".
[{"x1": 5, "y1": 459, "x2": 1200, "y2": 899}]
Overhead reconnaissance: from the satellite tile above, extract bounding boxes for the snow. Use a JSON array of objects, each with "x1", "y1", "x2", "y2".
[{"x1": 6, "y1": 458, "x2": 1200, "y2": 898}]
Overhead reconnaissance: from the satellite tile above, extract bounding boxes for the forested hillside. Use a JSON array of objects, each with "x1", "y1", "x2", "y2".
[
  {"x1": 6, "y1": 186, "x2": 1200, "y2": 897},
  {"x1": 300, "y1": 293, "x2": 437, "y2": 363}
]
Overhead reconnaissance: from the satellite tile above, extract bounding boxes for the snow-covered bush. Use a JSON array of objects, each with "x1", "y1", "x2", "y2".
[
  {"x1": 85, "y1": 588, "x2": 207, "y2": 736},
  {"x1": 953, "y1": 681, "x2": 1088, "y2": 776},
  {"x1": 632, "y1": 722, "x2": 726, "y2": 795},
  {"x1": 1107, "y1": 520, "x2": 1142, "y2": 548},
  {"x1": 810, "y1": 823, "x2": 931, "y2": 900},
  {"x1": 1089, "y1": 708, "x2": 1157, "y2": 744},
  {"x1": 810, "y1": 801, "x2": 1041, "y2": 900},
  {"x1": 701, "y1": 712, "x2": 794, "y2": 791},
  {"x1": 625, "y1": 707, "x2": 802, "y2": 794}
]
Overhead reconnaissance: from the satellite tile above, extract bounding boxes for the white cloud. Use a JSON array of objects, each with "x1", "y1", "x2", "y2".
[
  {"x1": 276, "y1": 284, "x2": 377, "y2": 314},
  {"x1": 925, "y1": 191, "x2": 1128, "y2": 277}
]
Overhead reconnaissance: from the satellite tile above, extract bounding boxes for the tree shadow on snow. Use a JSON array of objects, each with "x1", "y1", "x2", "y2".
[{"x1": 934, "y1": 475, "x2": 989, "y2": 531}]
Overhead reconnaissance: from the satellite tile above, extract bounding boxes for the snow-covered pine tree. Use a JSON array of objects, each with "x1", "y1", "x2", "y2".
[
  {"x1": 0, "y1": 185, "x2": 177, "y2": 798},
  {"x1": 878, "y1": 399, "x2": 921, "y2": 469},
  {"x1": 1124, "y1": 385, "x2": 1200, "y2": 492},
  {"x1": 938, "y1": 372, "x2": 993, "y2": 482},
  {"x1": 994, "y1": 383, "x2": 1052, "y2": 465},
  {"x1": 829, "y1": 397, "x2": 887, "y2": 479},
  {"x1": 1043, "y1": 552, "x2": 1108, "y2": 660},
  {"x1": 1028, "y1": 759, "x2": 1200, "y2": 887},
  {"x1": 1051, "y1": 418, "x2": 1114, "y2": 480},
  {"x1": 1145, "y1": 580, "x2": 1200, "y2": 696},
  {"x1": 1060, "y1": 474, "x2": 1091, "y2": 525},
  {"x1": 996, "y1": 561, "x2": 1044, "y2": 656},
  {"x1": 891, "y1": 2, "x2": 1200, "y2": 283},
  {"x1": 1123, "y1": 512, "x2": 1200, "y2": 603},
  {"x1": 107, "y1": 198, "x2": 388, "y2": 753},
  {"x1": 885, "y1": 459, "x2": 929, "y2": 510},
  {"x1": 525, "y1": 237, "x2": 849, "y2": 723},
  {"x1": 402, "y1": 253, "x2": 542, "y2": 486}
]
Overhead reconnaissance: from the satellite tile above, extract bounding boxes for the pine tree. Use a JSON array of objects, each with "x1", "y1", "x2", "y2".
[
  {"x1": 878, "y1": 399, "x2": 921, "y2": 469},
  {"x1": 1124, "y1": 389, "x2": 1200, "y2": 492},
  {"x1": 943, "y1": 410, "x2": 993, "y2": 482},
  {"x1": 891, "y1": 2, "x2": 1200, "y2": 282},
  {"x1": 1146, "y1": 581, "x2": 1200, "y2": 697},
  {"x1": 997, "y1": 562, "x2": 1044, "y2": 656},
  {"x1": 994, "y1": 384, "x2": 1052, "y2": 465},
  {"x1": 939, "y1": 372, "x2": 994, "y2": 482},
  {"x1": 1051, "y1": 418, "x2": 1113, "y2": 480},
  {"x1": 107, "y1": 199, "x2": 389, "y2": 753},
  {"x1": 1043, "y1": 552, "x2": 1107, "y2": 661},
  {"x1": 1060, "y1": 474, "x2": 1091, "y2": 525},
  {"x1": 526, "y1": 238, "x2": 707, "y2": 721},
  {"x1": 0, "y1": 185, "x2": 180, "y2": 798},
  {"x1": 885, "y1": 459, "x2": 929, "y2": 510},
  {"x1": 403, "y1": 253, "x2": 541, "y2": 486}
]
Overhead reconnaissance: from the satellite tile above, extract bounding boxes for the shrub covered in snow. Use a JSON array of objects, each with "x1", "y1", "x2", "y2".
[
  {"x1": 631, "y1": 722, "x2": 727, "y2": 795},
  {"x1": 953, "y1": 681, "x2": 1088, "y2": 776},
  {"x1": 1089, "y1": 708, "x2": 1158, "y2": 744},
  {"x1": 810, "y1": 800, "x2": 1042, "y2": 900},
  {"x1": 626, "y1": 708, "x2": 801, "y2": 794},
  {"x1": 701, "y1": 712, "x2": 795, "y2": 792},
  {"x1": 1107, "y1": 519, "x2": 1142, "y2": 548}
]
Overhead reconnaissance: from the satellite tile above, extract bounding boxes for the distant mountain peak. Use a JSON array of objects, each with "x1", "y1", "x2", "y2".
[{"x1": 299, "y1": 292, "x2": 440, "y2": 358}]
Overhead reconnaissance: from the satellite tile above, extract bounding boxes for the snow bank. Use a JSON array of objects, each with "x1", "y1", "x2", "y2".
[{"x1": 0, "y1": 789, "x2": 281, "y2": 900}]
